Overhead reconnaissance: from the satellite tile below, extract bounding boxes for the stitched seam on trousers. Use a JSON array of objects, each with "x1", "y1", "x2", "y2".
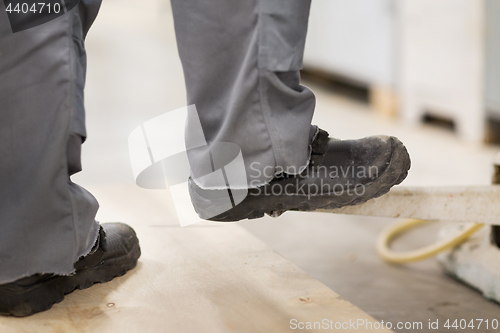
[
  {"x1": 256, "y1": 0, "x2": 283, "y2": 172},
  {"x1": 66, "y1": 8, "x2": 99, "y2": 267},
  {"x1": 66, "y1": 11, "x2": 79, "y2": 269},
  {"x1": 257, "y1": 71, "x2": 283, "y2": 171}
]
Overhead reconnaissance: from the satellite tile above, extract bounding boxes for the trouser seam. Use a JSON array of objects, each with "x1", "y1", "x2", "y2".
[
  {"x1": 256, "y1": 0, "x2": 283, "y2": 173},
  {"x1": 68, "y1": 5, "x2": 100, "y2": 264},
  {"x1": 65, "y1": 10, "x2": 80, "y2": 265}
]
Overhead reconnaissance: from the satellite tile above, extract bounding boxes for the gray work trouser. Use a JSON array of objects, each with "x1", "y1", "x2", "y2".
[
  {"x1": 172, "y1": 0, "x2": 316, "y2": 189},
  {"x1": 0, "y1": 1, "x2": 101, "y2": 284},
  {"x1": 0, "y1": 0, "x2": 316, "y2": 283}
]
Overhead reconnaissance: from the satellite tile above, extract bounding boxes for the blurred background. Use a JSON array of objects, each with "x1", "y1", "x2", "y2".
[
  {"x1": 75, "y1": 0, "x2": 500, "y2": 331},
  {"x1": 304, "y1": 0, "x2": 500, "y2": 144}
]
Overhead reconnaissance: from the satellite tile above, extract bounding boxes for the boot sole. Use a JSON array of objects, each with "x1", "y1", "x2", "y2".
[
  {"x1": 190, "y1": 137, "x2": 411, "y2": 221},
  {"x1": 0, "y1": 242, "x2": 141, "y2": 317}
]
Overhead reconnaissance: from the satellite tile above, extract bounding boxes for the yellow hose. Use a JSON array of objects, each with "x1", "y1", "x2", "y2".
[{"x1": 376, "y1": 219, "x2": 484, "y2": 264}]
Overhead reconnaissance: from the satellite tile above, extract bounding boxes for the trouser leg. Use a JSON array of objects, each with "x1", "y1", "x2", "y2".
[
  {"x1": 0, "y1": 1, "x2": 101, "y2": 284},
  {"x1": 171, "y1": 0, "x2": 316, "y2": 189}
]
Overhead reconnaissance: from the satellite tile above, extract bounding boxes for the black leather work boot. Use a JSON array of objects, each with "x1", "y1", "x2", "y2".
[
  {"x1": 0, "y1": 222, "x2": 140, "y2": 317},
  {"x1": 189, "y1": 128, "x2": 411, "y2": 221}
]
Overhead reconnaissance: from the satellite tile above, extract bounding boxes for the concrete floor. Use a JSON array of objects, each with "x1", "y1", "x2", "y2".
[{"x1": 78, "y1": 1, "x2": 500, "y2": 331}]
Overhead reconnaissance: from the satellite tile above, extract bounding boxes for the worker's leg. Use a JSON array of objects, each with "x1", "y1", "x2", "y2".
[
  {"x1": 171, "y1": 0, "x2": 412, "y2": 221},
  {"x1": 171, "y1": 0, "x2": 316, "y2": 189},
  {"x1": 0, "y1": 1, "x2": 101, "y2": 284}
]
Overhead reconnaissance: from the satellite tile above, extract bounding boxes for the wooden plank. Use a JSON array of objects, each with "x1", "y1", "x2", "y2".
[
  {"x1": 369, "y1": 85, "x2": 398, "y2": 118},
  {"x1": 318, "y1": 185, "x2": 500, "y2": 225},
  {"x1": 0, "y1": 185, "x2": 390, "y2": 333}
]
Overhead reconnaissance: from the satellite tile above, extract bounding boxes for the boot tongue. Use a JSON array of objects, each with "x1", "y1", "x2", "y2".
[
  {"x1": 311, "y1": 128, "x2": 329, "y2": 154},
  {"x1": 98, "y1": 225, "x2": 108, "y2": 252},
  {"x1": 84, "y1": 225, "x2": 107, "y2": 256},
  {"x1": 310, "y1": 128, "x2": 330, "y2": 166},
  {"x1": 73, "y1": 226, "x2": 107, "y2": 270}
]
